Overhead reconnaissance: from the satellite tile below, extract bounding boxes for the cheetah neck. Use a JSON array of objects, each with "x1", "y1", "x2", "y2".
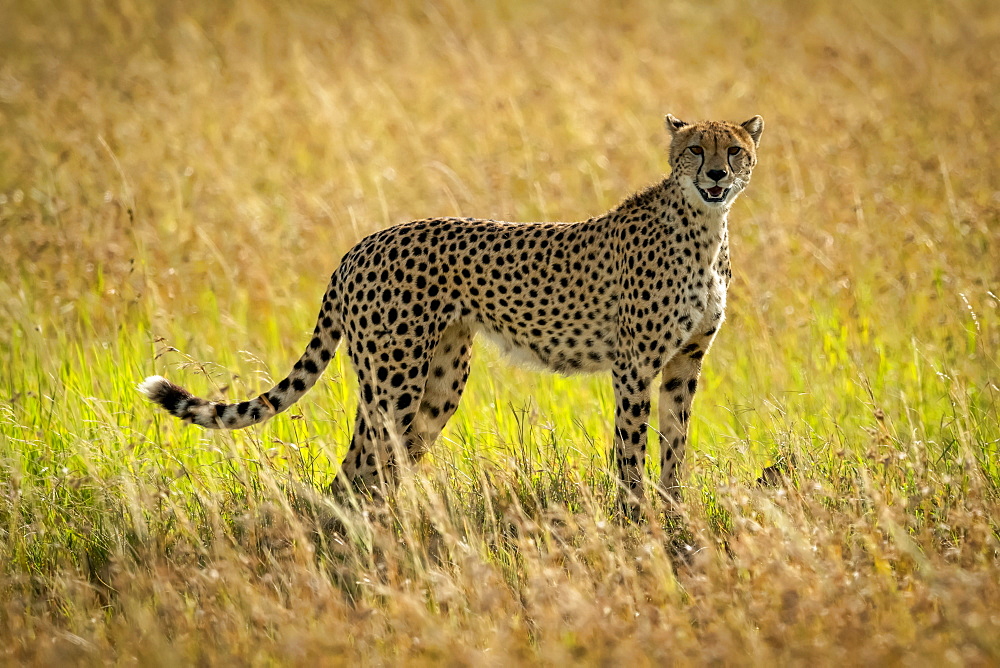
[{"x1": 613, "y1": 177, "x2": 729, "y2": 258}]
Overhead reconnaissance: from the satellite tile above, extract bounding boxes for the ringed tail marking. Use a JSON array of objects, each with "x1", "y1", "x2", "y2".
[{"x1": 139, "y1": 284, "x2": 343, "y2": 430}]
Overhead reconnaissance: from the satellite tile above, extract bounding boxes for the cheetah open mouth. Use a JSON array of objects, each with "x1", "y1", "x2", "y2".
[{"x1": 697, "y1": 185, "x2": 729, "y2": 203}]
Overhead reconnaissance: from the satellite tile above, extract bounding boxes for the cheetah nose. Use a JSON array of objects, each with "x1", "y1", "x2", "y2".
[{"x1": 706, "y1": 169, "x2": 727, "y2": 182}]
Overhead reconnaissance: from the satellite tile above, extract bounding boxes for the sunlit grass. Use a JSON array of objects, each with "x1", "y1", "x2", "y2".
[{"x1": 1, "y1": 0, "x2": 999, "y2": 663}]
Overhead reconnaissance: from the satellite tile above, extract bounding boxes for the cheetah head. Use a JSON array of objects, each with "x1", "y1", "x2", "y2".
[{"x1": 665, "y1": 114, "x2": 763, "y2": 209}]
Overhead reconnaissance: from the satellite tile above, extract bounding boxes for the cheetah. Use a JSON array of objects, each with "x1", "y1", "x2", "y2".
[{"x1": 139, "y1": 114, "x2": 763, "y2": 514}]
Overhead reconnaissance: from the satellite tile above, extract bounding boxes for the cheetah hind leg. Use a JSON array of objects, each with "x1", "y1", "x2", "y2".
[
  {"x1": 406, "y1": 323, "x2": 473, "y2": 461},
  {"x1": 329, "y1": 408, "x2": 400, "y2": 502},
  {"x1": 329, "y1": 325, "x2": 471, "y2": 501},
  {"x1": 330, "y1": 339, "x2": 433, "y2": 500}
]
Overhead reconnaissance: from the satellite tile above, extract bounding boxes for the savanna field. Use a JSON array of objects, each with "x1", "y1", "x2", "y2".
[{"x1": 2, "y1": 0, "x2": 999, "y2": 664}]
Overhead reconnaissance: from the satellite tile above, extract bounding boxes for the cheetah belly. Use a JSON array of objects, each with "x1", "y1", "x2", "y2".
[
  {"x1": 472, "y1": 321, "x2": 616, "y2": 375},
  {"x1": 475, "y1": 327, "x2": 551, "y2": 370}
]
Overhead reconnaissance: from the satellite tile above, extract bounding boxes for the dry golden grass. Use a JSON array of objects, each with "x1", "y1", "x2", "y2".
[{"x1": 1, "y1": 0, "x2": 999, "y2": 664}]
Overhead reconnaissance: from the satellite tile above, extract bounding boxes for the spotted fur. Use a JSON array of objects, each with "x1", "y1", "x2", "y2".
[{"x1": 139, "y1": 114, "x2": 763, "y2": 514}]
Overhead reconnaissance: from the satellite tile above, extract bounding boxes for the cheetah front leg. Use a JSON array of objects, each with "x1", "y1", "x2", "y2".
[
  {"x1": 657, "y1": 329, "x2": 717, "y2": 504},
  {"x1": 612, "y1": 361, "x2": 654, "y2": 519}
]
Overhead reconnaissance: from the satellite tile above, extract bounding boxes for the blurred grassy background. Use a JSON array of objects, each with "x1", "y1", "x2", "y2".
[{"x1": 1, "y1": 0, "x2": 999, "y2": 663}]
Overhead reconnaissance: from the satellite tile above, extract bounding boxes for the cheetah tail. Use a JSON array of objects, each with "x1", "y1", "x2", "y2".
[{"x1": 138, "y1": 302, "x2": 343, "y2": 430}]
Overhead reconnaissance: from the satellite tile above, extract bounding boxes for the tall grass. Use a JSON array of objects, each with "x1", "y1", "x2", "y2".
[{"x1": 1, "y1": 0, "x2": 999, "y2": 663}]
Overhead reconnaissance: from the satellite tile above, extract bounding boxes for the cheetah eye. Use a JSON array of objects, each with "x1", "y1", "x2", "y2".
[
  {"x1": 688, "y1": 146, "x2": 704, "y2": 156},
  {"x1": 728, "y1": 146, "x2": 742, "y2": 156}
]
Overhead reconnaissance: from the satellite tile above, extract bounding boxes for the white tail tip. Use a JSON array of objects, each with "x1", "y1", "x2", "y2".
[{"x1": 137, "y1": 375, "x2": 169, "y2": 399}]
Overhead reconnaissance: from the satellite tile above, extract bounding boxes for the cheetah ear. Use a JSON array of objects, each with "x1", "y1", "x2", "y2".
[
  {"x1": 741, "y1": 115, "x2": 764, "y2": 147},
  {"x1": 664, "y1": 114, "x2": 689, "y2": 135}
]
